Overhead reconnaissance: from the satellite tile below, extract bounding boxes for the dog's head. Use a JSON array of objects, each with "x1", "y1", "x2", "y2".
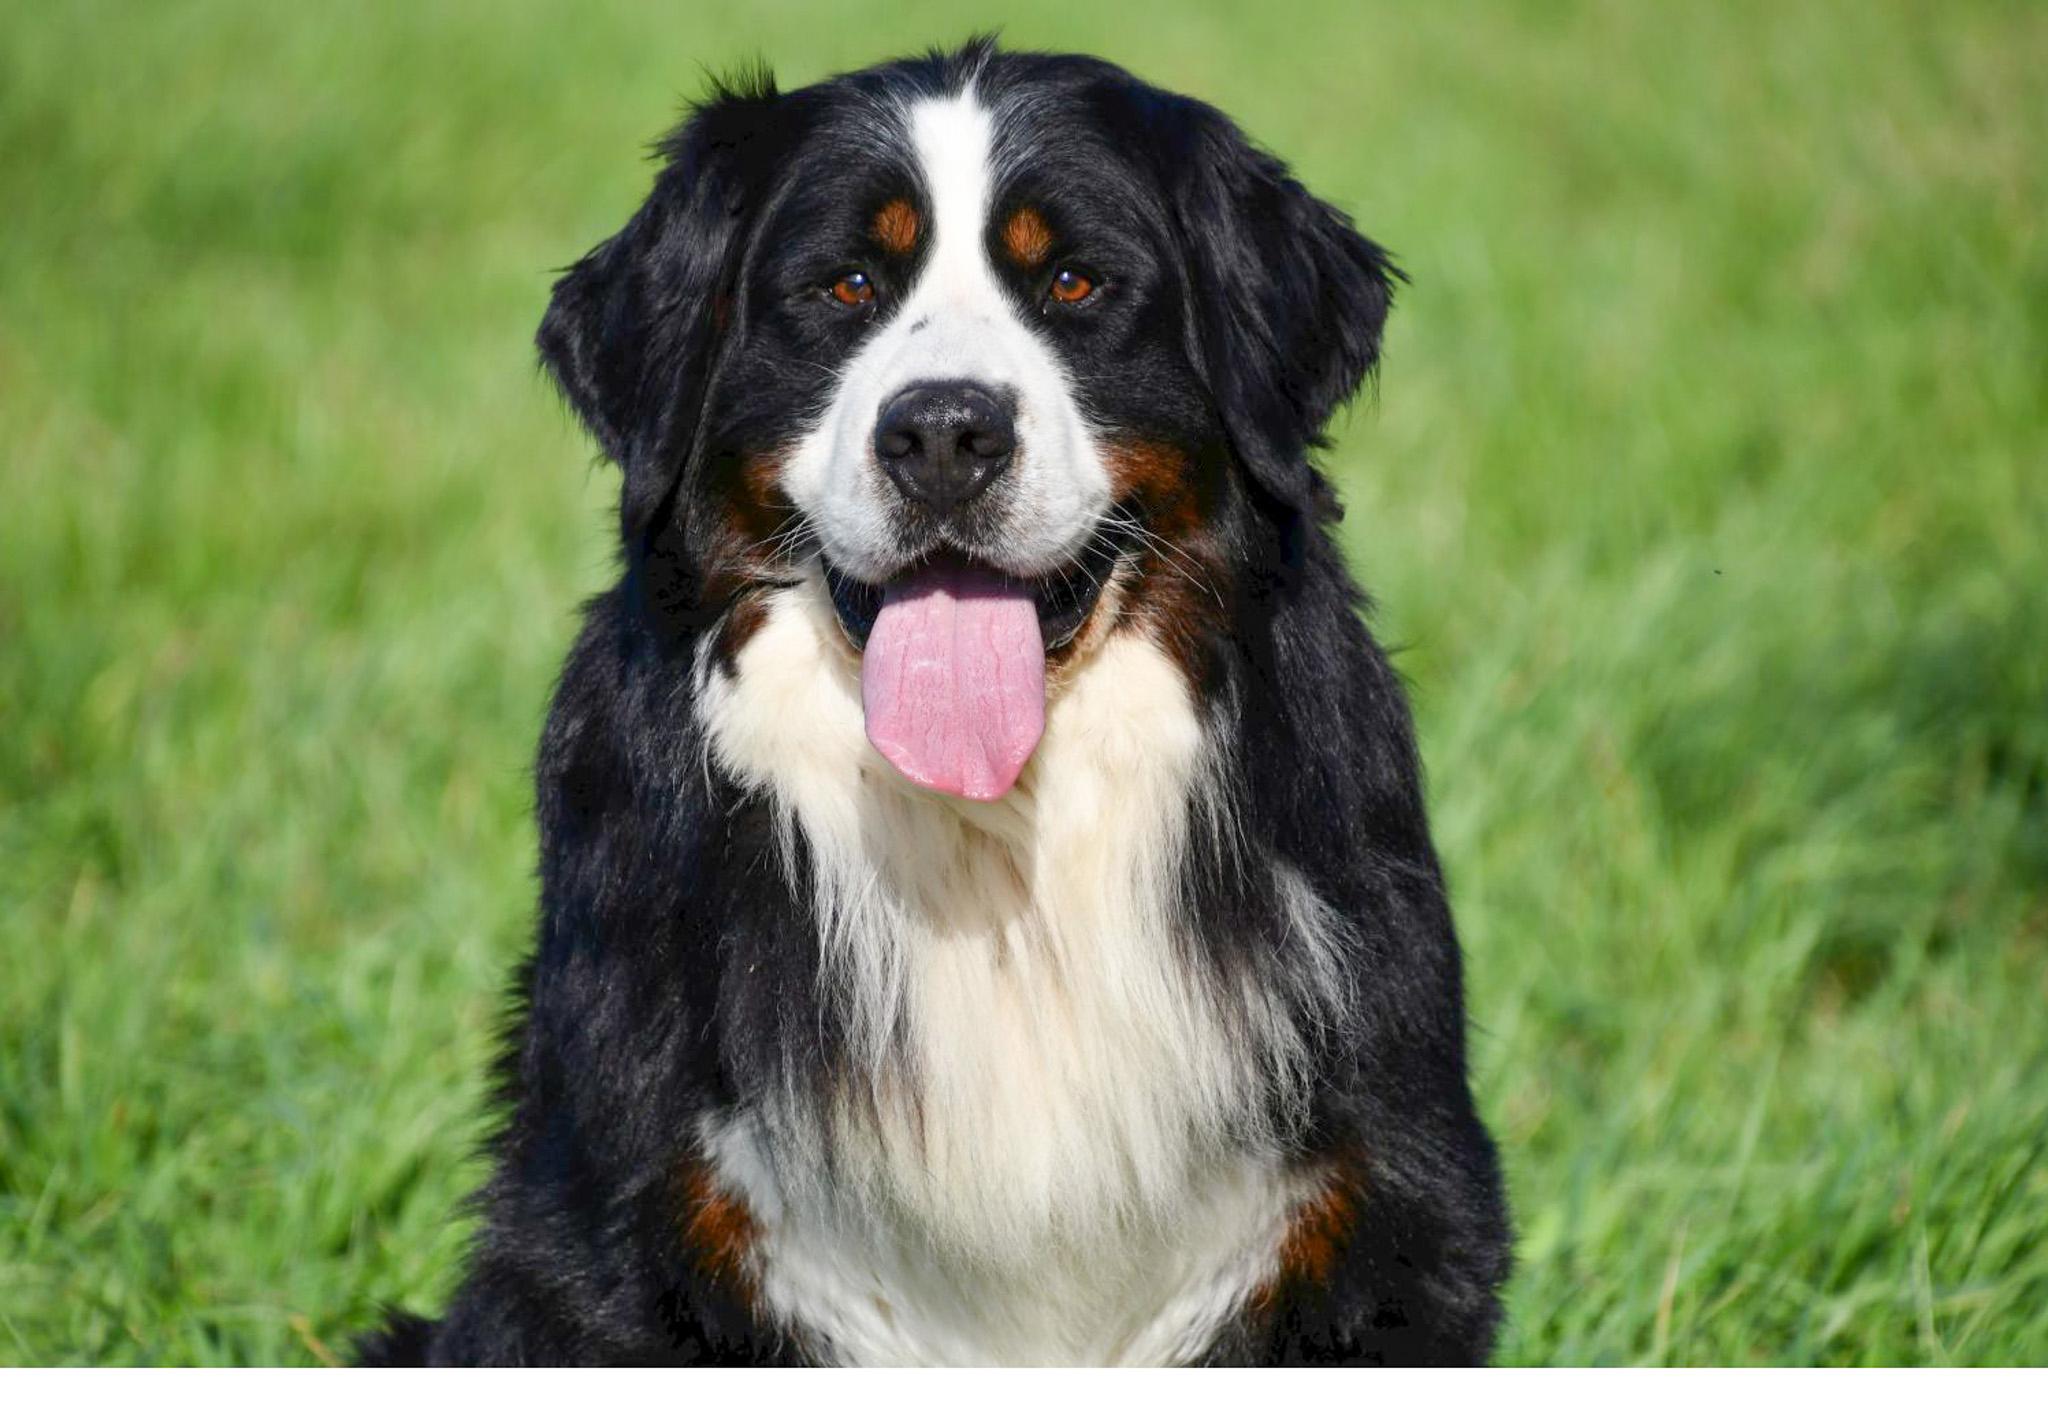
[{"x1": 540, "y1": 41, "x2": 1397, "y2": 799}]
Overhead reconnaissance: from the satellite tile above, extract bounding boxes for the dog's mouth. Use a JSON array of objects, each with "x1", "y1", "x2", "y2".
[
  {"x1": 820, "y1": 522, "x2": 1128, "y2": 802},
  {"x1": 822, "y1": 522, "x2": 1127, "y2": 654}
]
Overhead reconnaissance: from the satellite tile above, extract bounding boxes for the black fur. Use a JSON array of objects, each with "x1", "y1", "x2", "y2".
[{"x1": 360, "y1": 41, "x2": 1509, "y2": 1366}]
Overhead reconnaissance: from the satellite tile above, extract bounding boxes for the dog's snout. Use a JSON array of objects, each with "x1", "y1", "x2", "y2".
[{"x1": 873, "y1": 381, "x2": 1016, "y2": 513}]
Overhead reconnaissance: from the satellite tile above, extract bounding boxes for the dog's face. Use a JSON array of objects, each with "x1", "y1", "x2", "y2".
[
  {"x1": 540, "y1": 44, "x2": 1396, "y2": 799},
  {"x1": 778, "y1": 88, "x2": 1119, "y2": 587}
]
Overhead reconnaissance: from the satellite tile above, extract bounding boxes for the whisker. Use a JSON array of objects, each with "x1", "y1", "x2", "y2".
[{"x1": 1108, "y1": 510, "x2": 1225, "y2": 609}]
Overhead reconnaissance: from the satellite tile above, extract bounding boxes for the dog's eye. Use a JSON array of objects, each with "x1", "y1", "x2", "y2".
[
  {"x1": 1047, "y1": 268, "x2": 1095, "y2": 304},
  {"x1": 829, "y1": 271, "x2": 877, "y2": 307}
]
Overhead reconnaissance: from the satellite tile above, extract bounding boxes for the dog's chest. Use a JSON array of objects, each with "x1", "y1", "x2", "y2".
[
  {"x1": 701, "y1": 1105, "x2": 1297, "y2": 1365},
  {"x1": 695, "y1": 586, "x2": 1305, "y2": 1363}
]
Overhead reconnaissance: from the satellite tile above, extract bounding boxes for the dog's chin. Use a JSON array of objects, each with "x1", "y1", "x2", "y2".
[{"x1": 821, "y1": 517, "x2": 1130, "y2": 655}]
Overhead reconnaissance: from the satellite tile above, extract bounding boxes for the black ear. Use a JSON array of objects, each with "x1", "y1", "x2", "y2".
[
  {"x1": 537, "y1": 74, "x2": 789, "y2": 545},
  {"x1": 1153, "y1": 98, "x2": 1400, "y2": 515}
]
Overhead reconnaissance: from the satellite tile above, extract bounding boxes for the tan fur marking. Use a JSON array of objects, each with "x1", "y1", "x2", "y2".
[
  {"x1": 740, "y1": 451, "x2": 786, "y2": 523},
  {"x1": 709, "y1": 451, "x2": 795, "y2": 659},
  {"x1": 681, "y1": 1162, "x2": 759, "y2": 1293},
  {"x1": 1001, "y1": 205, "x2": 1055, "y2": 267},
  {"x1": 1104, "y1": 439, "x2": 1191, "y2": 508},
  {"x1": 1276, "y1": 1179, "x2": 1355, "y2": 1286},
  {"x1": 1101, "y1": 440, "x2": 1228, "y2": 684},
  {"x1": 872, "y1": 198, "x2": 920, "y2": 255},
  {"x1": 1252, "y1": 1167, "x2": 1361, "y2": 1314}
]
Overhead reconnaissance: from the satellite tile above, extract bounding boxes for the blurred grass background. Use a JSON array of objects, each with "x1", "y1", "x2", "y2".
[{"x1": 2, "y1": 0, "x2": 2045, "y2": 1366}]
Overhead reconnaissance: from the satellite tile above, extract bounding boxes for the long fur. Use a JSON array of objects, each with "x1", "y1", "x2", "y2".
[{"x1": 358, "y1": 40, "x2": 1511, "y2": 1367}]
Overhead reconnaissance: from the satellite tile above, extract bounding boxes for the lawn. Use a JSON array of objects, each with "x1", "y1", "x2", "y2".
[{"x1": 2, "y1": 0, "x2": 2044, "y2": 1367}]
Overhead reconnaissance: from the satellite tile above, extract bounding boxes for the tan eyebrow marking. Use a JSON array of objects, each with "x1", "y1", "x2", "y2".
[
  {"x1": 872, "y1": 198, "x2": 920, "y2": 255},
  {"x1": 1001, "y1": 205, "x2": 1055, "y2": 267}
]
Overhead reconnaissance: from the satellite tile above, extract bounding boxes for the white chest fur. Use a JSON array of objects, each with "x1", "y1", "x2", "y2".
[{"x1": 695, "y1": 581, "x2": 1316, "y2": 1364}]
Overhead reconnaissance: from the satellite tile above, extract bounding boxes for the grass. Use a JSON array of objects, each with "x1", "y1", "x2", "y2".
[{"x1": 2, "y1": 0, "x2": 2044, "y2": 1367}]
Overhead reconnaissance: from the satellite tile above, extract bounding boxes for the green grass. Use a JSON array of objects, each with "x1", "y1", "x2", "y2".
[{"x1": 3, "y1": 0, "x2": 2044, "y2": 1367}]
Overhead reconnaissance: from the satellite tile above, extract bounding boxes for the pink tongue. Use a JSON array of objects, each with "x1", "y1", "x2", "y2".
[{"x1": 861, "y1": 564, "x2": 1046, "y2": 801}]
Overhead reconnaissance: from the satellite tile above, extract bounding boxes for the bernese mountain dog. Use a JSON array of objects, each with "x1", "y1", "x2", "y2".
[{"x1": 360, "y1": 39, "x2": 1510, "y2": 1367}]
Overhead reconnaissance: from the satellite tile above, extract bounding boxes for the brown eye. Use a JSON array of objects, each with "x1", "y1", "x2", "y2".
[
  {"x1": 1048, "y1": 268, "x2": 1094, "y2": 304},
  {"x1": 830, "y1": 271, "x2": 876, "y2": 306}
]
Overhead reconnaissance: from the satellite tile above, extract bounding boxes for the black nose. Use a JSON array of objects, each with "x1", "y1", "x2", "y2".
[{"x1": 872, "y1": 381, "x2": 1016, "y2": 513}]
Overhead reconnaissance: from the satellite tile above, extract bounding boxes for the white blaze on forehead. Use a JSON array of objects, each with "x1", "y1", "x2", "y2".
[
  {"x1": 910, "y1": 91, "x2": 998, "y2": 309},
  {"x1": 780, "y1": 86, "x2": 1111, "y2": 583}
]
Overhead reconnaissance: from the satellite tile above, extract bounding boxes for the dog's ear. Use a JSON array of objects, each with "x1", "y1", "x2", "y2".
[
  {"x1": 1147, "y1": 96, "x2": 1400, "y2": 517},
  {"x1": 537, "y1": 73, "x2": 789, "y2": 546}
]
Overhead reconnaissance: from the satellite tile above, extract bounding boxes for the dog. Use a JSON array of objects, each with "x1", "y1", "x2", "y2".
[{"x1": 359, "y1": 39, "x2": 1510, "y2": 1366}]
